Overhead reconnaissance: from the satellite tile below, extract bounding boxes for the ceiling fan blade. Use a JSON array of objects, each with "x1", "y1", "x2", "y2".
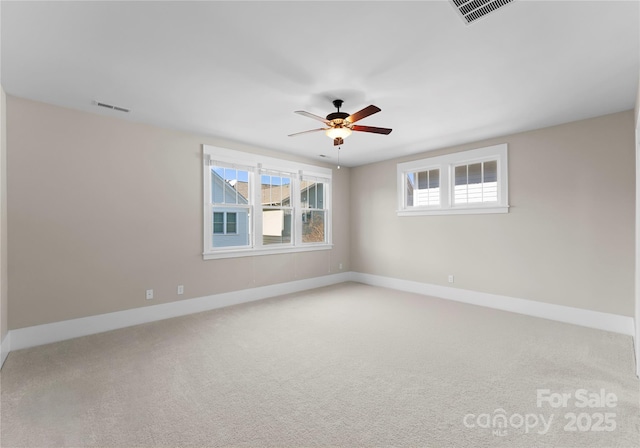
[
  {"x1": 334, "y1": 137, "x2": 344, "y2": 146},
  {"x1": 352, "y1": 125, "x2": 393, "y2": 135},
  {"x1": 346, "y1": 105, "x2": 381, "y2": 124},
  {"x1": 295, "y1": 110, "x2": 330, "y2": 124},
  {"x1": 288, "y1": 128, "x2": 327, "y2": 137}
]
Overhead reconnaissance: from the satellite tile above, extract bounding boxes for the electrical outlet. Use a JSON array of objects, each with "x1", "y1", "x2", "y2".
[
  {"x1": 339, "y1": 263, "x2": 343, "y2": 270},
  {"x1": 146, "y1": 289, "x2": 154, "y2": 300},
  {"x1": 177, "y1": 285, "x2": 184, "y2": 295},
  {"x1": 448, "y1": 275, "x2": 454, "y2": 283}
]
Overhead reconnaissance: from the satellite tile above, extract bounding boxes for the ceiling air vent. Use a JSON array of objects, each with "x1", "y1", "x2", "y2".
[
  {"x1": 93, "y1": 100, "x2": 130, "y2": 113},
  {"x1": 450, "y1": 0, "x2": 515, "y2": 25}
]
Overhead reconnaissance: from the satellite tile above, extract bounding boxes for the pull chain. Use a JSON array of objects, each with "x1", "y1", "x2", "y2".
[{"x1": 337, "y1": 146, "x2": 341, "y2": 170}]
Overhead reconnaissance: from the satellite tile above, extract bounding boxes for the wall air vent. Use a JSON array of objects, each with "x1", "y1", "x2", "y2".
[
  {"x1": 450, "y1": 0, "x2": 515, "y2": 25},
  {"x1": 93, "y1": 100, "x2": 130, "y2": 113}
]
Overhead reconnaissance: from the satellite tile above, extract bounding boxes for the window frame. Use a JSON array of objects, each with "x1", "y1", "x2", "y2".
[
  {"x1": 209, "y1": 162, "x2": 252, "y2": 251},
  {"x1": 397, "y1": 144, "x2": 509, "y2": 216},
  {"x1": 300, "y1": 176, "x2": 329, "y2": 244},
  {"x1": 203, "y1": 145, "x2": 332, "y2": 259},
  {"x1": 259, "y1": 170, "x2": 294, "y2": 247},
  {"x1": 404, "y1": 165, "x2": 443, "y2": 210}
]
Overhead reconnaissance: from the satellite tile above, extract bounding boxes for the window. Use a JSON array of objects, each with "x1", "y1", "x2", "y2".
[
  {"x1": 210, "y1": 166, "x2": 250, "y2": 248},
  {"x1": 301, "y1": 177, "x2": 327, "y2": 243},
  {"x1": 213, "y1": 212, "x2": 237, "y2": 234},
  {"x1": 397, "y1": 144, "x2": 508, "y2": 216},
  {"x1": 203, "y1": 145, "x2": 332, "y2": 259},
  {"x1": 261, "y1": 173, "x2": 292, "y2": 245},
  {"x1": 226, "y1": 213, "x2": 237, "y2": 234}
]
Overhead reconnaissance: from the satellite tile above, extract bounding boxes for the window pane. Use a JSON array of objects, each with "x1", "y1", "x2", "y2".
[
  {"x1": 455, "y1": 165, "x2": 467, "y2": 186},
  {"x1": 467, "y1": 164, "x2": 482, "y2": 202},
  {"x1": 406, "y1": 172, "x2": 415, "y2": 186},
  {"x1": 300, "y1": 181, "x2": 325, "y2": 210},
  {"x1": 233, "y1": 179, "x2": 249, "y2": 204},
  {"x1": 225, "y1": 169, "x2": 237, "y2": 204},
  {"x1": 316, "y1": 184, "x2": 324, "y2": 209},
  {"x1": 273, "y1": 176, "x2": 282, "y2": 207},
  {"x1": 302, "y1": 210, "x2": 325, "y2": 243},
  {"x1": 454, "y1": 165, "x2": 468, "y2": 203},
  {"x1": 262, "y1": 175, "x2": 292, "y2": 207},
  {"x1": 225, "y1": 168, "x2": 237, "y2": 185},
  {"x1": 310, "y1": 184, "x2": 317, "y2": 208},
  {"x1": 212, "y1": 166, "x2": 249, "y2": 205},
  {"x1": 429, "y1": 169, "x2": 439, "y2": 188},
  {"x1": 427, "y1": 188, "x2": 438, "y2": 205},
  {"x1": 262, "y1": 208, "x2": 292, "y2": 245},
  {"x1": 261, "y1": 175, "x2": 271, "y2": 205},
  {"x1": 468, "y1": 163, "x2": 482, "y2": 184},
  {"x1": 226, "y1": 212, "x2": 237, "y2": 234},
  {"x1": 406, "y1": 173, "x2": 415, "y2": 207},
  {"x1": 483, "y1": 182, "x2": 498, "y2": 202},
  {"x1": 212, "y1": 168, "x2": 226, "y2": 203},
  {"x1": 410, "y1": 169, "x2": 440, "y2": 207},
  {"x1": 213, "y1": 212, "x2": 224, "y2": 234},
  {"x1": 484, "y1": 160, "x2": 497, "y2": 183},
  {"x1": 483, "y1": 160, "x2": 498, "y2": 202},
  {"x1": 300, "y1": 180, "x2": 309, "y2": 206},
  {"x1": 418, "y1": 171, "x2": 428, "y2": 189}
]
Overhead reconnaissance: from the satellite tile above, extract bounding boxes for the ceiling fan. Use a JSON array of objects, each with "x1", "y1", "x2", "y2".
[{"x1": 289, "y1": 99, "x2": 392, "y2": 146}]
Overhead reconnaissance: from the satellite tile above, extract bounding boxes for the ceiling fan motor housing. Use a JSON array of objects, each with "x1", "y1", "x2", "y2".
[{"x1": 326, "y1": 111, "x2": 350, "y2": 122}]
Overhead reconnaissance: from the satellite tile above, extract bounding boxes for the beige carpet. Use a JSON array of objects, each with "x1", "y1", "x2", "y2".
[{"x1": 1, "y1": 282, "x2": 639, "y2": 447}]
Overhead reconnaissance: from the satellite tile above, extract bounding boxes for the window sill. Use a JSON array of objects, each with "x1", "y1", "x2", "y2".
[
  {"x1": 203, "y1": 243, "x2": 334, "y2": 260},
  {"x1": 397, "y1": 205, "x2": 509, "y2": 216}
]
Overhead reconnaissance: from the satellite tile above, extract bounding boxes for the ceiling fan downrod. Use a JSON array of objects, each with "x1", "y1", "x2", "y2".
[{"x1": 327, "y1": 99, "x2": 350, "y2": 122}]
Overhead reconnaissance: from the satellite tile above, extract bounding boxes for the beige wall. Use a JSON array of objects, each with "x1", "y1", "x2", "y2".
[
  {"x1": 6, "y1": 96, "x2": 350, "y2": 329},
  {"x1": 1, "y1": 87, "x2": 7, "y2": 342},
  {"x1": 636, "y1": 73, "x2": 640, "y2": 128},
  {"x1": 5, "y1": 95, "x2": 635, "y2": 329},
  {"x1": 635, "y1": 73, "x2": 640, "y2": 374},
  {"x1": 351, "y1": 111, "x2": 636, "y2": 317}
]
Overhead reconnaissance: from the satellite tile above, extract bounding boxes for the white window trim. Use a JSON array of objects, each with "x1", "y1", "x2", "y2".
[
  {"x1": 397, "y1": 144, "x2": 509, "y2": 216},
  {"x1": 203, "y1": 145, "x2": 332, "y2": 259}
]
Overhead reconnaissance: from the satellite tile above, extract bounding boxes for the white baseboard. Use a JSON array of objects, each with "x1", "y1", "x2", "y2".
[
  {"x1": 7, "y1": 272, "x2": 352, "y2": 352},
  {"x1": 1, "y1": 332, "x2": 10, "y2": 368},
  {"x1": 2, "y1": 271, "x2": 634, "y2": 366},
  {"x1": 350, "y1": 272, "x2": 635, "y2": 336}
]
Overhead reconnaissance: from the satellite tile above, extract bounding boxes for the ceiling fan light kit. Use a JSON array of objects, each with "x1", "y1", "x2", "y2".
[
  {"x1": 325, "y1": 127, "x2": 352, "y2": 141},
  {"x1": 289, "y1": 98, "x2": 392, "y2": 147}
]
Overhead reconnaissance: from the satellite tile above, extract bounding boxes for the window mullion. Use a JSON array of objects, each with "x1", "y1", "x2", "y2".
[
  {"x1": 294, "y1": 176, "x2": 302, "y2": 246},
  {"x1": 466, "y1": 165, "x2": 470, "y2": 204},
  {"x1": 496, "y1": 160, "x2": 501, "y2": 204},
  {"x1": 253, "y1": 170, "x2": 263, "y2": 250}
]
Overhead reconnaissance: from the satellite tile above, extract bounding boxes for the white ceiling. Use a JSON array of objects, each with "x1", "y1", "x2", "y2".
[{"x1": 1, "y1": 1, "x2": 638, "y2": 167}]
